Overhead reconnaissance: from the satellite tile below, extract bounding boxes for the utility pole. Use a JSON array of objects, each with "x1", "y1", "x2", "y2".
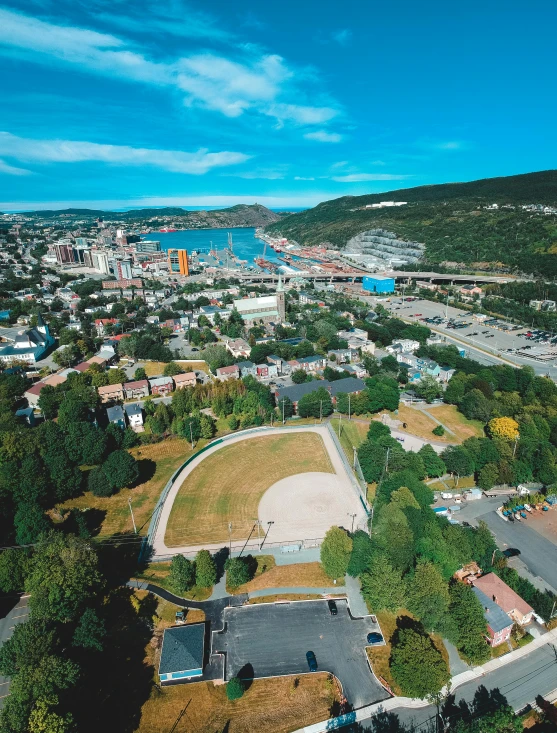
[
  {"x1": 253, "y1": 519, "x2": 262, "y2": 549},
  {"x1": 319, "y1": 399, "x2": 323, "y2": 422},
  {"x1": 128, "y1": 498, "x2": 137, "y2": 534},
  {"x1": 347, "y1": 512, "x2": 357, "y2": 534},
  {"x1": 385, "y1": 446, "x2": 390, "y2": 474},
  {"x1": 513, "y1": 434, "x2": 519, "y2": 458},
  {"x1": 228, "y1": 522, "x2": 232, "y2": 556},
  {"x1": 348, "y1": 393, "x2": 351, "y2": 421},
  {"x1": 281, "y1": 398, "x2": 286, "y2": 425},
  {"x1": 353, "y1": 445, "x2": 358, "y2": 470}
]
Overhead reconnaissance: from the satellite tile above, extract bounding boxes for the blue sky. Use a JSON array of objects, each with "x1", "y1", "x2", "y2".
[{"x1": 0, "y1": 0, "x2": 555, "y2": 211}]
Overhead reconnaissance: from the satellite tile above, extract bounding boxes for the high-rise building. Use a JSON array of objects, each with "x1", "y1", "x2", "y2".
[
  {"x1": 136, "y1": 240, "x2": 161, "y2": 253},
  {"x1": 91, "y1": 251, "x2": 110, "y2": 275},
  {"x1": 54, "y1": 242, "x2": 75, "y2": 265},
  {"x1": 168, "y1": 249, "x2": 189, "y2": 276},
  {"x1": 75, "y1": 237, "x2": 89, "y2": 247},
  {"x1": 117, "y1": 259, "x2": 133, "y2": 280}
]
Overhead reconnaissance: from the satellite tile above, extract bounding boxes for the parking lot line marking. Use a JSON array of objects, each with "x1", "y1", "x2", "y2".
[{"x1": 11, "y1": 613, "x2": 28, "y2": 619}]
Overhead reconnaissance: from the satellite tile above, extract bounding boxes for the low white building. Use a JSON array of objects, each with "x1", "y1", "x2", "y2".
[
  {"x1": 386, "y1": 339, "x2": 420, "y2": 354},
  {"x1": 124, "y1": 403, "x2": 144, "y2": 430}
]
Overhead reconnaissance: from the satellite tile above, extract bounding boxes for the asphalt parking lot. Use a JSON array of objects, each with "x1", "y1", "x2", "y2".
[
  {"x1": 0, "y1": 594, "x2": 29, "y2": 709},
  {"x1": 212, "y1": 599, "x2": 389, "y2": 708}
]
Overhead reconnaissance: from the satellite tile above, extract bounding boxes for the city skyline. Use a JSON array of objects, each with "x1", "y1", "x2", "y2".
[{"x1": 1, "y1": 0, "x2": 556, "y2": 210}]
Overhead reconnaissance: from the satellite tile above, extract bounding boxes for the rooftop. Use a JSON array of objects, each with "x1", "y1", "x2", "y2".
[
  {"x1": 472, "y1": 586, "x2": 513, "y2": 634},
  {"x1": 159, "y1": 624, "x2": 205, "y2": 676},
  {"x1": 473, "y1": 573, "x2": 534, "y2": 617}
]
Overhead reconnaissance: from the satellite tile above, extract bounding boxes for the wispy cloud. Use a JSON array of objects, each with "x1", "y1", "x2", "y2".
[
  {"x1": 304, "y1": 130, "x2": 342, "y2": 143},
  {"x1": 0, "y1": 8, "x2": 341, "y2": 130},
  {"x1": 332, "y1": 29, "x2": 352, "y2": 46},
  {"x1": 0, "y1": 158, "x2": 32, "y2": 176},
  {"x1": 294, "y1": 176, "x2": 315, "y2": 181},
  {"x1": 331, "y1": 173, "x2": 411, "y2": 182},
  {"x1": 0, "y1": 133, "x2": 250, "y2": 174}
]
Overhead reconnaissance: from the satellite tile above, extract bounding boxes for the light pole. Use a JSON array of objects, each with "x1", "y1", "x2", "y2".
[
  {"x1": 128, "y1": 497, "x2": 137, "y2": 534},
  {"x1": 353, "y1": 445, "x2": 358, "y2": 470},
  {"x1": 338, "y1": 409, "x2": 342, "y2": 438},
  {"x1": 347, "y1": 512, "x2": 357, "y2": 534},
  {"x1": 319, "y1": 399, "x2": 323, "y2": 422},
  {"x1": 189, "y1": 422, "x2": 195, "y2": 450},
  {"x1": 348, "y1": 393, "x2": 351, "y2": 421},
  {"x1": 228, "y1": 521, "x2": 232, "y2": 555},
  {"x1": 281, "y1": 398, "x2": 286, "y2": 425}
]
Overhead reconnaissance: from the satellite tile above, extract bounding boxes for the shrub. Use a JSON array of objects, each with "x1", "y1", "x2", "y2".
[
  {"x1": 195, "y1": 550, "x2": 216, "y2": 588},
  {"x1": 170, "y1": 555, "x2": 195, "y2": 594},
  {"x1": 320, "y1": 526, "x2": 353, "y2": 579},
  {"x1": 226, "y1": 676, "x2": 245, "y2": 700},
  {"x1": 87, "y1": 467, "x2": 113, "y2": 497},
  {"x1": 432, "y1": 424, "x2": 445, "y2": 437}
]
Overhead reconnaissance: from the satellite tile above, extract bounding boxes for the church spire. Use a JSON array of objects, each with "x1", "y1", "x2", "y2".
[{"x1": 276, "y1": 272, "x2": 284, "y2": 292}]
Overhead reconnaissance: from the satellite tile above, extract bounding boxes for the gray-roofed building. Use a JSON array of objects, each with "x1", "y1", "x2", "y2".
[
  {"x1": 237, "y1": 360, "x2": 257, "y2": 377},
  {"x1": 106, "y1": 404, "x2": 125, "y2": 428},
  {"x1": 471, "y1": 586, "x2": 513, "y2": 647},
  {"x1": 275, "y1": 377, "x2": 366, "y2": 413},
  {"x1": 159, "y1": 624, "x2": 205, "y2": 684},
  {"x1": 149, "y1": 376, "x2": 174, "y2": 396}
]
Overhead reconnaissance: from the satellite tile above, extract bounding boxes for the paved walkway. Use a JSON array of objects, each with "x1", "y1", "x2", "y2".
[
  {"x1": 248, "y1": 586, "x2": 343, "y2": 599},
  {"x1": 344, "y1": 575, "x2": 370, "y2": 618},
  {"x1": 152, "y1": 425, "x2": 366, "y2": 558}
]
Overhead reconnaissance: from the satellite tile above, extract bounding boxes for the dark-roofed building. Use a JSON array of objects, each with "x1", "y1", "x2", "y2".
[
  {"x1": 237, "y1": 360, "x2": 257, "y2": 377},
  {"x1": 106, "y1": 404, "x2": 125, "y2": 429},
  {"x1": 0, "y1": 312, "x2": 54, "y2": 364},
  {"x1": 123, "y1": 379, "x2": 149, "y2": 400},
  {"x1": 275, "y1": 377, "x2": 366, "y2": 414},
  {"x1": 159, "y1": 624, "x2": 205, "y2": 684},
  {"x1": 471, "y1": 586, "x2": 513, "y2": 647}
]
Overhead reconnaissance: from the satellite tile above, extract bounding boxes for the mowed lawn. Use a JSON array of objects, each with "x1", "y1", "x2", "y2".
[
  {"x1": 425, "y1": 404, "x2": 484, "y2": 442},
  {"x1": 330, "y1": 417, "x2": 369, "y2": 462},
  {"x1": 61, "y1": 438, "x2": 191, "y2": 537},
  {"x1": 165, "y1": 432, "x2": 333, "y2": 546}
]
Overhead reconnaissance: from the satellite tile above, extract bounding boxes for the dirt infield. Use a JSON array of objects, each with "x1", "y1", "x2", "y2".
[{"x1": 153, "y1": 426, "x2": 367, "y2": 557}]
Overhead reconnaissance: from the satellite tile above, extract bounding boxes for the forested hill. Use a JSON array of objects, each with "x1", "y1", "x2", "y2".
[
  {"x1": 265, "y1": 170, "x2": 557, "y2": 276},
  {"x1": 15, "y1": 203, "x2": 282, "y2": 228}
]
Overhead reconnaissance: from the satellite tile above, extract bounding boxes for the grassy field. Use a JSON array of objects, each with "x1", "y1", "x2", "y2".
[
  {"x1": 165, "y1": 432, "x2": 333, "y2": 546},
  {"x1": 176, "y1": 359, "x2": 209, "y2": 373},
  {"x1": 142, "y1": 359, "x2": 208, "y2": 377},
  {"x1": 61, "y1": 438, "x2": 192, "y2": 537},
  {"x1": 230, "y1": 558, "x2": 343, "y2": 595},
  {"x1": 390, "y1": 405, "x2": 456, "y2": 443},
  {"x1": 133, "y1": 561, "x2": 212, "y2": 601},
  {"x1": 425, "y1": 404, "x2": 484, "y2": 442},
  {"x1": 330, "y1": 417, "x2": 369, "y2": 462},
  {"x1": 428, "y1": 475, "x2": 477, "y2": 492}
]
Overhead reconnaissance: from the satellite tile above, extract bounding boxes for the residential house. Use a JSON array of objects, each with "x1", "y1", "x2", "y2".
[
  {"x1": 159, "y1": 624, "x2": 205, "y2": 685},
  {"x1": 149, "y1": 376, "x2": 174, "y2": 396},
  {"x1": 296, "y1": 355, "x2": 327, "y2": 372},
  {"x1": 471, "y1": 586, "x2": 514, "y2": 647},
  {"x1": 267, "y1": 354, "x2": 285, "y2": 374},
  {"x1": 97, "y1": 383, "x2": 124, "y2": 404},
  {"x1": 123, "y1": 379, "x2": 149, "y2": 400},
  {"x1": 15, "y1": 407, "x2": 36, "y2": 426},
  {"x1": 460, "y1": 284, "x2": 483, "y2": 299},
  {"x1": 124, "y1": 403, "x2": 144, "y2": 430},
  {"x1": 328, "y1": 348, "x2": 359, "y2": 364},
  {"x1": 275, "y1": 377, "x2": 365, "y2": 414},
  {"x1": 256, "y1": 363, "x2": 278, "y2": 379},
  {"x1": 397, "y1": 354, "x2": 441, "y2": 382},
  {"x1": 237, "y1": 360, "x2": 257, "y2": 378},
  {"x1": 341, "y1": 362, "x2": 367, "y2": 379},
  {"x1": 173, "y1": 372, "x2": 197, "y2": 390},
  {"x1": 224, "y1": 338, "x2": 251, "y2": 359},
  {"x1": 473, "y1": 573, "x2": 534, "y2": 626},
  {"x1": 439, "y1": 367, "x2": 456, "y2": 383},
  {"x1": 94, "y1": 318, "x2": 118, "y2": 336},
  {"x1": 386, "y1": 339, "x2": 420, "y2": 354},
  {"x1": 24, "y1": 373, "x2": 67, "y2": 407},
  {"x1": 215, "y1": 365, "x2": 240, "y2": 381},
  {"x1": 106, "y1": 404, "x2": 126, "y2": 429},
  {"x1": 298, "y1": 291, "x2": 325, "y2": 306}
]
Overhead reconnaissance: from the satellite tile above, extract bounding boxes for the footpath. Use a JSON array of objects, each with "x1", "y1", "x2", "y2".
[{"x1": 294, "y1": 626, "x2": 557, "y2": 732}]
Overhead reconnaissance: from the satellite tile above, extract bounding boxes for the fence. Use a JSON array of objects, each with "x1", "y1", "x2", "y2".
[
  {"x1": 152, "y1": 537, "x2": 325, "y2": 561},
  {"x1": 326, "y1": 422, "x2": 370, "y2": 517}
]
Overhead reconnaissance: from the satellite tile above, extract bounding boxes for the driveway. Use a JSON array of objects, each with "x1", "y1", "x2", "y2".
[
  {"x1": 212, "y1": 599, "x2": 389, "y2": 708},
  {"x1": 481, "y1": 511, "x2": 557, "y2": 590}
]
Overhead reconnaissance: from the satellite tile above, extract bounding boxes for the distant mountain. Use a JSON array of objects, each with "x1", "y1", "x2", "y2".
[
  {"x1": 264, "y1": 170, "x2": 557, "y2": 276},
  {"x1": 14, "y1": 203, "x2": 282, "y2": 228}
]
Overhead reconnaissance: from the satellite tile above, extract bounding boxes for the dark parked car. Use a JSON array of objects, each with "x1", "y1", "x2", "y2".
[
  {"x1": 328, "y1": 600, "x2": 338, "y2": 616},
  {"x1": 462, "y1": 521, "x2": 471, "y2": 527},
  {"x1": 366, "y1": 632, "x2": 384, "y2": 645},
  {"x1": 306, "y1": 651, "x2": 318, "y2": 672},
  {"x1": 503, "y1": 548, "x2": 521, "y2": 558}
]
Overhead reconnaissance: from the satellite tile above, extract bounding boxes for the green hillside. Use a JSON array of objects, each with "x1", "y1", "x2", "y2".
[{"x1": 265, "y1": 170, "x2": 557, "y2": 276}]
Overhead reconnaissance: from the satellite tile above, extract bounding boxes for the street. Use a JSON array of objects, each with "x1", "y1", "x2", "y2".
[
  {"x1": 0, "y1": 594, "x2": 29, "y2": 708},
  {"x1": 357, "y1": 643, "x2": 557, "y2": 731}
]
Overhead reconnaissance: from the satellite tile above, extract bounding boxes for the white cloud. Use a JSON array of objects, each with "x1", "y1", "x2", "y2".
[
  {"x1": 304, "y1": 130, "x2": 342, "y2": 143},
  {"x1": 0, "y1": 8, "x2": 340, "y2": 129},
  {"x1": 332, "y1": 173, "x2": 411, "y2": 182},
  {"x1": 332, "y1": 29, "x2": 352, "y2": 46},
  {"x1": 436, "y1": 141, "x2": 463, "y2": 150},
  {"x1": 0, "y1": 133, "x2": 250, "y2": 174},
  {"x1": 0, "y1": 159, "x2": 32, "y2": 176},
  {"x1": 294, "y1": 176, "x2": 315, "y2": 181}
]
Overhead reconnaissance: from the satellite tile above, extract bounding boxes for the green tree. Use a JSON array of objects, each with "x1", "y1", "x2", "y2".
[
  {"x1": 360, "y1": 554, "x2": 406, "y2": 612},
  {"x1": 478, "y1": 463, "x2": 499, "y2": 490},
  {"x1": 28, "y1": 698, "x2": 75, "y2": 733},
  {"x1": 170, "y1": 555, "x2": 196, "y2": 594},
  {"x1": 225, "y1": 557, "x2": 251, "y2": 588},
  {"x1": 432, "y1": 424, "x2": 445, "y2": 437},
  {"x1": 25, "y1": 533, "x2": 102, "y2": 623},
  {"x1": 291, "y1": 369, "x2": 308, "y2": 384},
  {"x1": 200, "y1": 413, "x2": 216, "y2": 439},
  {"x1": 226, "y1": 676, "x2": 245, "y2": 701},
  {"x1": 448, "y1": 581, "x2": 490, "y2": 665},
  {"x1": 407, "y1": 562, "x2": 449, "y2": 632},
  {"x1": 418, "y1": 444, "x2": 446, "y2": 478},
  {"x1": 87, "y1": 466, "x2": 112, "y2": 497},
  {"x1": 442, "y1": 446, "x2": 474, "y2": 485},
  {"x1": 320, "y1": 526, "x2": 353, "y2": 579},
  {"x1": 14, "y1": 503, "x2": 51, "y2": 545},
  {"x1": 0, "y1": 619, "x2": 55, "y2": 678},
  {"x1": 72, "y1": 608, "x2": 106, "y2": 652},
  {"x1": 390, "y1": 627, "x2": 450, "y2": 698},
  {"x1": 101, "y1": 450, "x2": 139, "y2": 492},
  {"x1": 347, "y1": 530, "x2": 374, "y2": 577},
  {"x1": 297, "y1": 387, "x2": 333, "y2": 419},
  {"x1": 195, "y1": 550, "x2": 216, "y2": 588},
  {"x1": 276, "y1": 396, "x2": 293, "y2": 420},
  {"x1": 134, "y1": 367, "x2": 147, "y2": 381},
  {"x1": 163, "y1": 361, "x2": 183, "y2": 376},
  {"x1": 227, "y1": 414, "x2": 239, "y2": 430},
  {"x1": 415, "y1": 375, "x2": 443, "y2": 403},
  {"x1": 0, "y1": 549, "x2": 29, "y2": 594}
]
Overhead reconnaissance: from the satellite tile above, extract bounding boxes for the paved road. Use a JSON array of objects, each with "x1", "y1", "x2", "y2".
[
  {"x1": 0, "y1": 594, "x2": 29, "y2": 708},
  {"x1": 212, "y1": 599, "x2": 388, "y2": 708},
  {"x1": 357, "y1": 643, "x2": 557, "y2": 731},
  {"x1": 481, "y1": 511, "x2": 557, "y2": 590}
]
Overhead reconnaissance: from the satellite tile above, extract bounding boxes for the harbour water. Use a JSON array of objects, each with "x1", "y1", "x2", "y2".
[{"x1": 152, "y1": 227, "x2": 294, "y2": 271}]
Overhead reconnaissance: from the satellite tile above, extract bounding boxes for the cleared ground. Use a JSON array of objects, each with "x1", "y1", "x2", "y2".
[
  {"x1": 232, "y1": 558, "x2": 344, "y2": 594},
  {"x1": 165, "y1": 433, "x2": 333, "y2": 546}
]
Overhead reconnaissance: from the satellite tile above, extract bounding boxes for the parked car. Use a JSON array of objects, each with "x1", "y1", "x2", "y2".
[
  {"x1": 366, "y1": 632, "x2": 384, "y2": 645},
  {"x1": 503, "y1": 548, "x2": 521, "y2": 558},
  {"x1": 328, "y1": 600, "x2": 338, "y2": 616},
  {"x1": 306, "y1": 651, "x2": 318, "y2": 672}
]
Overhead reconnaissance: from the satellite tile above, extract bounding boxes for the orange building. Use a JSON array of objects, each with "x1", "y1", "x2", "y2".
[{"x1": 168, "y1": 249, "x2": 189, "y2": 276}]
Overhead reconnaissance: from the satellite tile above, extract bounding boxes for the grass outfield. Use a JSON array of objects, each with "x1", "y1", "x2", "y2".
[
  {"x1": 165, "y1": 432, "x2": 333, "y2": 547},
  {"x1": 330, "y1": 417, "x2": 369, "y2": 462}
]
